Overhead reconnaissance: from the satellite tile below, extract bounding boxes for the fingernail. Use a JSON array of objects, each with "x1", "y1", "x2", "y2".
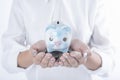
[
  {"x1": 59, "y1": 62, "x2": 63, "y2": 66},
  {"x1": 62, "y1": 58, "x2": 65, "y2": 62},
  {"x1": 51, "y1": 58, "x2": 55, "y2": 62},
  {"x1": 46, "y1": 54, "x2": 52, "y2": 58},
  {"x1": 60, "y1": 57, "x2": 65, "y2": 62},
  {"x1": 47, "y1": 56, "x2": 51, "y2": 59},
  {"x1": 63, "y1": 54, "x2": 68, "y2": 59},
  {"x1": 55, "y1": 62, "x2": 59, "y2": 67}
]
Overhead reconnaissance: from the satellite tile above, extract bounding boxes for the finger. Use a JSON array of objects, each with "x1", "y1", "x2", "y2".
[
  {"x1": 31, "y1": 40, "x2": 46, "y2": 52},
  {"x1": 54, "y1": 62, "x2": 59, "y2": 67},
  {"x1": 33, "y1": 52, "x2": 45, "y2": 65},
  {"x1": 60, "y1": 55, "x2": 71, "y2": 67},
  {"x1": 40, "y1": 53, "x2": 52, "y2": 68},
  {"x1": 58, "y1": 61, "x2": 64, "y2": 66},
  {"x1": 48, "y1": 57, "x2": 55, "y2": 67},
  {"x1": 70, "y1": 51, "x2": 82, "y2": 60},
  {"x1": 81, "y1": 52, "x2": 89, "y2": 64},
  {"x1": 70, "y1": 51, "x2": 83, "y2": 64},
  {"x1": 63, "y1": 53, "x2": 79, "y2": 67},
  {"x1": 83, "y1": 49, "x2": 92, "y2": 57}
]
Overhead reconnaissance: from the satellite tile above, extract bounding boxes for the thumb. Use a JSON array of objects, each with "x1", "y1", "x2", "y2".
[{"x1": 31, "y1": 40, "x2": 46, "y2": 52}]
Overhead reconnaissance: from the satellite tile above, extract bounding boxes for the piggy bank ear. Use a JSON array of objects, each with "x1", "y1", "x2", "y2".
[
  {"x1": 45, "y1": 25, "x2": 54, "y2": 32},
  {"x1": 62, "y1": 26, "x2": 72, "y2": 33}
]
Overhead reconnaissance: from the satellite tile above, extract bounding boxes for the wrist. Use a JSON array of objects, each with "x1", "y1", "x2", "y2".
[
  {"x1": 17, "y1": 49, "x2": 34, "y2": 68},
  {"x1": 83, "y1": 50, "x2": 102, "y2": 71}
]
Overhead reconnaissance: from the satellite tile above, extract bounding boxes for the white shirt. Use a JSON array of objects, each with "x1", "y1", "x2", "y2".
[{"x1": 1, "y1": 0, "x2": 114, "y2": 80}]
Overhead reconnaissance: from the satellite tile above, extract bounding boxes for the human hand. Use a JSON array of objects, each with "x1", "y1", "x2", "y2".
[
  {"x1": 17, "y1": 40, "x2": 47, "y2": 68},
  {"x1": 59, "y1": 51, "x2": 86, "y2": 68},
  {"x1": 70, "y1": 39, "x2": 91, "y2": 57},
  {"x1": 32, "y1": 51, "x2": 56, "y2": 68},
  {"x1": 58, "y1": 39, "x2": 92, "y2": 68},
  {"x1": 30, "y1": 40, "x2": 56, "y2": 68}
]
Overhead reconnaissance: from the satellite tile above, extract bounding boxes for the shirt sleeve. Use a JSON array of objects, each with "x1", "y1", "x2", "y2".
[
  {"x1": 85, "y1": 0, "x2": 115, "y2": 77},
  {"x1": 1, "y1": 0, "x2": 29, "y2": 73}
]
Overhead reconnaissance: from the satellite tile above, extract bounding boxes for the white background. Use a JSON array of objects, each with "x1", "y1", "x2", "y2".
[{"x1": 0, "y1": 0, "x2": 120, "y2": 80}]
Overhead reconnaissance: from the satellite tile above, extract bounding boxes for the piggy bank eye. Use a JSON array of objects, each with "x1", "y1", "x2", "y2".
[
  {"x1": 49, "y1": 37, "x2": 53, "y2": 41},
  {"x1": 63, "y1": 37, "x2": 67, "y2": 42}
]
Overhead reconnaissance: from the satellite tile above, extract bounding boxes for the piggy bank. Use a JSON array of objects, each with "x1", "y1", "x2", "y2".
[{"x1": 45, "y1": 21, "x2": 72, "y2": 60}]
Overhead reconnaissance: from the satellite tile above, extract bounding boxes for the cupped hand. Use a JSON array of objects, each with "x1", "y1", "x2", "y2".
[
  {"x1": 30, "y1": 40, "x2": 56, "y2": 68},
  {"x1": 32, "y1": 51, "x2": 56, "y2": 68}
]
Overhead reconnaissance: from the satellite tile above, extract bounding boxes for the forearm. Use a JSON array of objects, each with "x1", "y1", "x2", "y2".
[
  {"x1": 84, "y1": 51, "x2": 102, "y2": 71},
  {"x1": 18, "y1": 50, "x2": 33, "y2": 68}
]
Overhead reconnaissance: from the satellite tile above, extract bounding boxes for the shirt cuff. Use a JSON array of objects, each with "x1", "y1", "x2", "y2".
[{"x1": 84, "y1": 47, "x2": 114, "y2": 77}]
